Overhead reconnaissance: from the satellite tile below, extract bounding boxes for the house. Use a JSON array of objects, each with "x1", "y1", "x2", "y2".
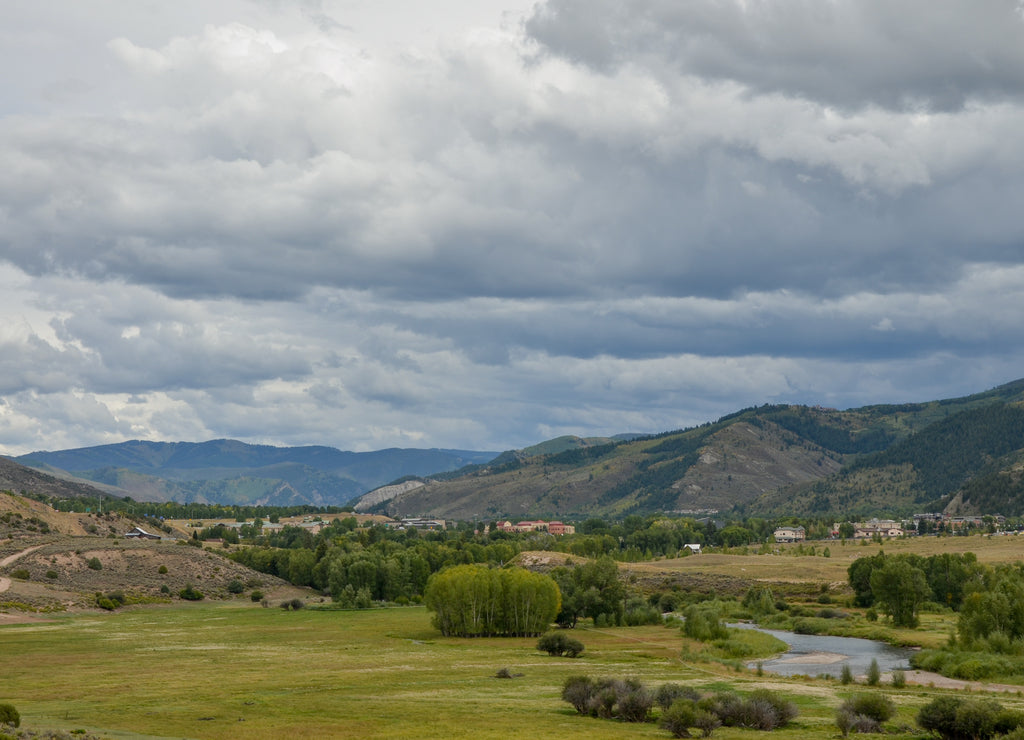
[
  {"x1": 682, "y1": 543, "x2": 702, "y2": 555},
  {"x1": 853, "y1": 519, "x2": 903, "y2": 538},
  {"x1": 124, "y1": 526, "x2": 161, "y2": 540},
  {"x1": 773, "y1": 525, "x2": 806, "y2": 543}
]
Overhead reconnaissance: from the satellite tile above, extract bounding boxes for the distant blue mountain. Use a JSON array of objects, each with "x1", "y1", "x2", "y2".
[{"x1": 15, "y1": 440, "x2": 499, "y2": 507}]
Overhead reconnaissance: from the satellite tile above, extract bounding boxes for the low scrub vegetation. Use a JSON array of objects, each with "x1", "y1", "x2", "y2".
[
  {"x1": 562, "y1": 676, "x2": 797, "y2": 737},
  {"x1": 917, "y1": 696, "x2": 1024, "y2": 740},
  {"x1": 836, "y1": 693, "x2": 895, "y2": 736}
]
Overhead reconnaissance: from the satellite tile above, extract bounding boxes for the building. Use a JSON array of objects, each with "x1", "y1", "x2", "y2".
[
  {"x1": 773, "y1": 525, "x2": 806, "y2": 543},
  {"x1": 497, "y1": 520, "x2": 575, "y2": 535},
  {"x1": 124, "y1": 526, "x2": 161, "y2": 540},
  {"x1": 853, "y1": 519, "x2": 903, "y2": 539}
]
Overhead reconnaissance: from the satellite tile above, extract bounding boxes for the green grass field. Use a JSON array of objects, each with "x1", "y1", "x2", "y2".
[{"x1": 3, "y1": 600, "x2": 1023, "y2": 740}]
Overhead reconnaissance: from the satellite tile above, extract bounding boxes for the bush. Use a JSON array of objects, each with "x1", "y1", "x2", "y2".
[
  {"x1": 866, "y1": 658, "x2": 880, "y2": 686},
  {"x1": 682, "y1": 603, "x2": 729, "y2": 642},
  {"x1": 0, "y1": 703, "x2": 19, "y2": 728},
  {"x1": 226, "y1": 579, "x2": 245, "y2": 594},
  {"x1": 836, "y1": 707, "x2": 880, "y2": 737},
  {"x1": 918, "y1": 696, "x2": 1011, "y2": 740},
  {"x1": 891, "y1": 669, "x2": 906, "y2": 688},
  {"x1": 561, "y1": 675, "x2": 593, "y2": 714},
  {"x1": 537, "y1": 631, "x2": 584, "y2": 658},
  {"x1": 45, "y1": 570, "x2": 58, "y2": 579},
  {"x1": 655, "y1": 683, "x2": 700, "y2": 710},
  {"x1": 661, "y1": 698, "x2": 697, "y2": 738},
  {"x1": 840, "y1": 664, "x2": 854, "y2": 685},
  {"x1": 10, "y1": 569, "x2": 29, "y2": 580},
  {"x1": 158, "y1": 565, "x2": 168, "y2": 574},
  {"x1": 710, "y1": 689, "x2": 796, "y2": 731},
  {"x1": 86, "y1": 557, "x2": 103, "y2": 571},
  {"x1": 842, "y1": 693, "x2": 895, "y2": 723},
  {"x1": 178, "y1": 584, "x2": 204, "y2": 601},
  {"x1": 250, "y1": 590, "x2": 264, "y2": 602}
]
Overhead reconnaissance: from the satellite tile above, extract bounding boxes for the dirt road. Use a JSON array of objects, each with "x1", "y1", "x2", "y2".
[{"x1": 0, "y1": 544, "x2": 45, "y2": 594}]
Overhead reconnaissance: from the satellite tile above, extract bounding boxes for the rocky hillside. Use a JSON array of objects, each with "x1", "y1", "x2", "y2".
[{"x1": 0, "y1": 493, "x2": 296, "y2": 615}]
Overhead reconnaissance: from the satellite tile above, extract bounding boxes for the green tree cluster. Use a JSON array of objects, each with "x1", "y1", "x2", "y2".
[
  {"x1": 424, "y1": 565, "x2": 560, "y2": 637},
  {"x1": 549, "y1": 556, "x2": 625, "y2": 627}
]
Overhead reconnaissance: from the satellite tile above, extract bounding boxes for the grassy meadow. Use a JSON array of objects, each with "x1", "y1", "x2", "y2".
[
  {"x1": 4, "y1": 532, "x2": 1024, "y2": 738},
  {"x1": 1, "y1": 599, "x2": 1023, "y2": 740}
]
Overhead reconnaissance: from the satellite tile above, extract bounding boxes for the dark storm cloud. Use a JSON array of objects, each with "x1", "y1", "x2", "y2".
[{"x1": 525, "y1": 0, "x2": 1024, "y2": 111}]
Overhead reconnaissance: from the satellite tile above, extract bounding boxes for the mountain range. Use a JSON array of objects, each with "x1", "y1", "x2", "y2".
[
  {"x1": 13, "y1": 440, "x2": 498, "y2": 507},
  {"x1": 8, "y1": 378, "x2": 1024, "y2": 520},
  {"x1": 361, "y1": 378, "x2": 1024, "y2": 521}
]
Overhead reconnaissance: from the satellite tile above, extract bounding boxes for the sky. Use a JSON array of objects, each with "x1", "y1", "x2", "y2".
[{"x1": 2, "y1": 0, "x2": 1024, "y2": 456}]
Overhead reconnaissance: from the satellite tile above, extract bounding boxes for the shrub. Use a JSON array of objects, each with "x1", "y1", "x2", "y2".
[
  {"x1": 840, "y1": 664, "x2": 854, "y2": 685},
  {"x1": 661, "y1": 698, "x2": 697, "y2": 738},
  {"x1": 226, "y1": 579, "x2": 244, "y2": 594},
  {"x1": 250, "y1": 590, "x2": 264, "y2": 602},
  {"x1": 614, "y1": 683, "x2": 654, "y2": 723},
  {"x1": 45, "y1": 570, "x2": 58, "y2": 580},
  {"x1": 10, "y1": 569, "x2": 29, "y2": 580},
  {"x1": 289, "y1": 598, "x2": 304, "y2": 610},
  {"x1": 836, "y1": 707, "x2": 880, "y2": 737},
  {"x1": 693, "y1": 709, "x2": 722, "y2": 737},
  {"x1": 178, "y1": 584, "x2": 204, "y2": 601},
  {"x1": 537, "y1": 631, "x2": 584, "y2": 658},
  {"x1": 891, "y1": 669, "x2": 906, "y2": 688},
  {"x1": 918, "y1": 696, "x2": 1010, "y2": 740},
  {"x1": 160, "y1": 585, "x2": 170, "y2": 594},
  {"x1": 158, "y1": 565, "x2": 168, "y2": 574},
  {"x1": 86, "y1": 557, "x2": 103, "y2": 570},
  {"x1": 842, "y1": 693, "x2": 895, "y2": 723},
  {"x1": 0, "y1": 702, "x2": 19, "y2": 728},
  {"x1": 655, "y1": 683, "x2": 700, "y2": 710},
  {"x1": 682, "y1": 603, "x2": 729, "y2": 642},
  {"x1": 866, "y1": 658, "x2": 880, "y2": 686},
  {"x1": 710, "y1": 689, "x2": 797, "y2": 731},
  {"x1": 561, "y1": 675, "x2": 593, "y2": 714}
]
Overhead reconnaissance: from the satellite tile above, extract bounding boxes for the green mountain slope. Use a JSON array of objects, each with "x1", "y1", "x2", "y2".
[{"x1": 369, "y1": 379, "x2": 1024, "y2": 520}]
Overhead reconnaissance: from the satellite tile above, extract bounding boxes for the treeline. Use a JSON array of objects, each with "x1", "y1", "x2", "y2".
[
  {"x1": 848, "y1": 551, "x2": 983, "y2": 626},
  {"x1": 228, "y1": 524, "x2": 522, "y2": 605},
  {"x1": 225, "y1": 513, "x2": 851, "y2": 605},
  {"x1": 33, "y1": 493, "x2": 346, "y2": 522}
]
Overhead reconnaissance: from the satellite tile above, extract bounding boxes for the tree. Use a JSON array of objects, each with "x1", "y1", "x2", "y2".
[
  {"x1": 870, "y1": 558, "x2": 929, "y2": 627},
  {"x1": 424, "y1": 565, "x2": 560, "y2": 637},
  {"x1": 551, "y1": 556, "x2": 624, "y2": 628}
]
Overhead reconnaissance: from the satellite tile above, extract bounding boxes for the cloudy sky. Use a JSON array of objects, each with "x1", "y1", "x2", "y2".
[{"x1": 2, "y1": 0, "x2": 1023, "y2": 456}]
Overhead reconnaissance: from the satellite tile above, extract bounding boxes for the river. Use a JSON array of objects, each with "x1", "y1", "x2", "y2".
[{"x1": 732, "y1": 624, "x2": 915, "y2": 678}]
